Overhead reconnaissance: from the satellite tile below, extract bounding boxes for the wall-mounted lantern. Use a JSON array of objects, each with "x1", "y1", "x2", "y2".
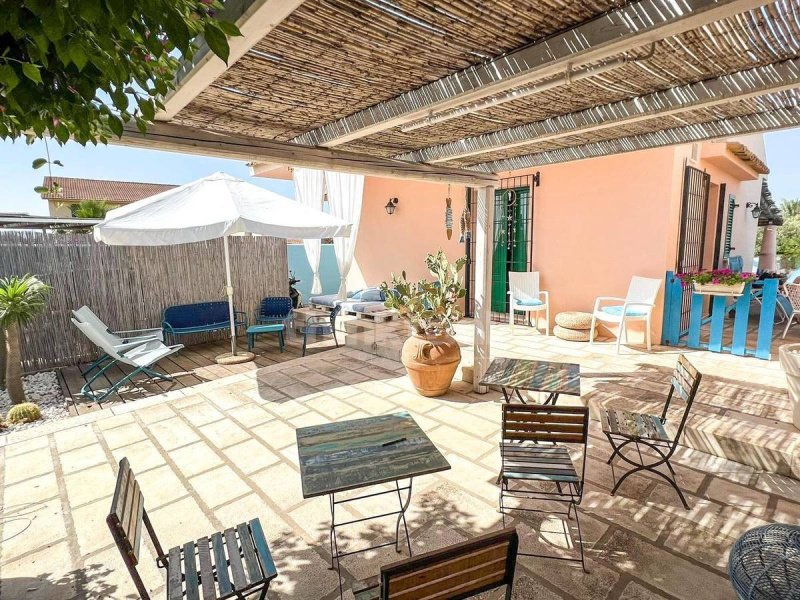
[{"x1": 385, "y1": 197, "x2": 399, "y2": 215}]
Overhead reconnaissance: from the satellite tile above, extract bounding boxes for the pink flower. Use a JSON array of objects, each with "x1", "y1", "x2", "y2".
[{"x1": 712, "y1": 278, "x2": 720, "y2": 284}]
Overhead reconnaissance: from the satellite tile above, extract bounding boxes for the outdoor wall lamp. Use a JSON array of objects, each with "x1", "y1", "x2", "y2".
[
  {"x1": 746, "y1": 202, "x2": 762, "y2": 219},
  {"x1": 385, "y1": 197, "x2": 399, "y2": 215}
]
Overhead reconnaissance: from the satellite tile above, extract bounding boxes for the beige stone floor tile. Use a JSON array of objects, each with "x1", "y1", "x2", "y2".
[
  {"x1": 110, "y1": 438, "x2": 165, "y2": 473},
  {"x1": 4, "y1": 471, "x2": 59, "y2": 506},
  {"x1": 146, "y1": 417, "x2": 201, "y2": 450},
  {"x1": 135, "y1": 402, "x2": 177, "y2": 425},
  {"x1": 0, "y1": 498, "x2": 68, "y2": 560},
  {"x1": 147, "y1": 496, "x2": 216, "y2": 549},
  {"x1": 82, "y1": 545, "x2": 162, "y2": 599},
  {"x1": 135, "y1": 465, "x2": 188, "y2": 509},
  {"x1": 704, "y1": 477, "x2": 770, "y2": 517},
  {"x1": 58, "y1": 442, "x2": 108, "y2": 475},
  {"x1": 179, "y1": 401, "x2": 226, "y2": 427},
  {"x1": 223, "y1": 438, "x2": 280, "y2": 474},
  {"x1": 226, "y1": 402, "x2": 274, "y2": 427},
  {"x1": 95, "y1": 412, "x2": 137, "y2": 431},
  {"x1": 3, "y1": 434, "x2": 48, "y2": 458},
  {"x1": 267, "y1": 545, "x2": 341, "y2": 600},
  {"x1": 213, "y1": 493, "x2": 295, "y2": 542},
  {"x1": 4, "y1": 446, "x2": 54, "y2": 485},
  {"x1": 168, "y1": 441, "x2": 223, "y2": 478},
  {"x1": 252, "y1": 419, "x2": 298, "y2": 450},
  {"x1": 262, "y1": 398, "x2": 309, "y2": 420},
  {"x1": 0, "y1": 541, "x2": 79, "y2": 600},
  {"x1": 72, "y1": 497, "x2": 115, "y2": 556},
  {"x1": 54, "y1": 424, "x2": 99, "y2": 453},
  {"x1": 619, "y1": 582, "x2": 671, "y2": 599},
  {"x1": 64, "y1": 462, "x2": 115, "y2": 507},
  {"x1": 250, "y1": 462, "x2": 304, "y2": 510},
  {"x1": 189, "y1": 465, "x2": 252, "y2": 508},
  {"x1": 310, "y1": 397, "x2": 359, "y2": 420},
  {"x1": 198, "y1": 418, "x2": 249, "y2": 449}
]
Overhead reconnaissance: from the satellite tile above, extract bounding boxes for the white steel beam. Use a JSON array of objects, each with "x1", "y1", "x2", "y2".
[
  {"x1": 114, "y1": 123, "x2": 499, "y2": 187},
  {"x1": 292, "y1": 0, "x2": 769, "y2": 148},
  {"x1": 473, "y1": 106, "x2": 800, "y2": 173},
  {"x1": 472, "y1": 186, "x2": 495, "y2": 394},
  {"x1": 157, "y1": 0, "x2": 305, "y2": 121},
  {"x1": 397, "y1": 59, "x2": 800, "y2": 164}
]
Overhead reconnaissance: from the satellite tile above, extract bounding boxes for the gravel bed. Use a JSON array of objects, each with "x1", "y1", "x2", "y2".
[{"x1": 0, "y1": 371, "x2": 69, "y2": 432}]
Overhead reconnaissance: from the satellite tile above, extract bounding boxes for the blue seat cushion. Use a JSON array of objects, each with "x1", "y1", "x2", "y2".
[
  {"x1": 601, "y1": 305, "x2": 649, "y2": 317},
  {"x1": 515, "y1": 298, "x2": 544, "y2": 307}
]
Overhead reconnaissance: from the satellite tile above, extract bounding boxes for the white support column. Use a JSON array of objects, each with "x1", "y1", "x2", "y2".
[{"x1": 473, "y1": 185, "x2": 495, "y2": 393}]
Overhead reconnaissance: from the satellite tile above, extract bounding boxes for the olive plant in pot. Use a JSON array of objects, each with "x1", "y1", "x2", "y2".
[{"x1": 381, "y1": 251, "x2": 466, "y2": 397}]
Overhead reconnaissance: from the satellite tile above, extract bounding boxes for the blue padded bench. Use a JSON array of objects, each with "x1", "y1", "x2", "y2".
[{"x1": 162, "y1": 301, "x2": 247, "y2": 340}]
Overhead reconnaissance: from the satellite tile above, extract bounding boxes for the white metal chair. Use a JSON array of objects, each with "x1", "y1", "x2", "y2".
[
  {"x1": 72, "y1": 318, "x2": 183, "y2": 404},
  {"x1": 782, "y1": 284, "x2": 800, "y2": 339},
  {"x1": 590, "y1": 276, "x2": 662, "y2": 353},
  {"x1": 508, "y1": 271, "x2": 549, "y2": 336}
]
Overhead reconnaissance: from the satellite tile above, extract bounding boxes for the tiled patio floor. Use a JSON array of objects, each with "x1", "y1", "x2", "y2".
[{"x1": 1, "y1": 324, "x2": 798, "y2": 599}]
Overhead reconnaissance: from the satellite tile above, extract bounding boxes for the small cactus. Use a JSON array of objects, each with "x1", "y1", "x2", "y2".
[{"x1": 6, "y1": 402, "x2": 42, "y2": 425}]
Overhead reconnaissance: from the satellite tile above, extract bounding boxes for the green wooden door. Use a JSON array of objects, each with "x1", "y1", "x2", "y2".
[{"x1": 491, "y1": 187, "x2": 530, "y2": 313}]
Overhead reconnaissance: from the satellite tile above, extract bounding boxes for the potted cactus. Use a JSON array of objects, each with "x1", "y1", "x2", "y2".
[
  {"x1": 0, "y1": 275, "x2": 51, "y2": 404},
  {"x1": 381, "y1": 251, "x2": 466, "y2": 397}
]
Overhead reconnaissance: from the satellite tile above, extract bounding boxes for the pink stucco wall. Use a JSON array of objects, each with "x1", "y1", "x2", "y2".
[
  {"x1": 499, "y1": 147, "x2": 683, "y2": 342},
  {"x1": 350, "y1": 179, "x2": 467, "y2": 288}
]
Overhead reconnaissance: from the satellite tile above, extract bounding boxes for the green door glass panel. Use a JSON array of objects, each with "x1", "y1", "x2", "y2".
[{"x1": 491, "y1": 187, "x2": 530, "y2": 313}]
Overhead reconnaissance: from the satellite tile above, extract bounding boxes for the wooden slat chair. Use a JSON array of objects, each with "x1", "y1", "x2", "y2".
[
  {"x1": 352, "y1": 527, "x2": 518, "y2": 600},
  {"x1": 499, "y1": 404, "x2": 590, "y2": 572},
  {"x1": 598, "y1": 354, "x2": 702, "y2": 510},
  {"x1": 107, "y1": 458, "x2": 278, "y2": 600}
]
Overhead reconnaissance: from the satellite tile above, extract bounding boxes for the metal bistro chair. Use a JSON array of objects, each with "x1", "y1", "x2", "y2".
[
  {"x1": 301, "y1": 304, "x2": 341, "y2": 357},
  {"x1": 108, "y1": 458, "x2": 278, "y2": 600},
  {"x1": 781, "y1": 284, "x2": 800, "y2": 339},
  {"x1": 257, "y1": 296, "x2": 293, "y2": 328},
  {"x1": 499, "y1": 404, "x2": 590, "y2": 572},
  {"x1": 353, "y1": 527, "x2": 519, "y2": 600},
  {"x1": 598, "y1": 354, "x2": 702, "y2": 509}
]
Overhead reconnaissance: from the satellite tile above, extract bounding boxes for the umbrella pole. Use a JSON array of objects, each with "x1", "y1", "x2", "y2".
[{"x1": 223, "y1": 235, "x2": 237, "y2": 356}]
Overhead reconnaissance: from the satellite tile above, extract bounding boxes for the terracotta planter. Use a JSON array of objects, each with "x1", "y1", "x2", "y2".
[
  {"x1": 693, "y1": 282, "x2": 745, "y2": 296},
  {"x1": 401, "y1": 331, "x2": 461, "y2": 397}
]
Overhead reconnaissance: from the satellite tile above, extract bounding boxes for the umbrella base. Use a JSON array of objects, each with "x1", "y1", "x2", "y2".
[{"x1": 215, "y1": 351, "x2": 255, "y2": 365}]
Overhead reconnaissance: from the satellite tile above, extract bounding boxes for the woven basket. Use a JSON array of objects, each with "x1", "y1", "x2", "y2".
[
  {"x1": 555, "y1": 312, "x2": 594, "y2": 330},
  {"x1": 728, "y1": 524, "x2": 800, "y2": 599},
  {"x1": 554, "y1": 325, "x2": 593, "y2": 342}
]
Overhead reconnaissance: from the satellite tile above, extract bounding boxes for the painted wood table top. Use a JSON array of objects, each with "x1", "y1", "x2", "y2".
[
  {"x1": 296, "y1": 412, "x2": 451, "y2": 499},
  {"x1": 479, "y1": 357, "x2": 581, "y2": 396}
]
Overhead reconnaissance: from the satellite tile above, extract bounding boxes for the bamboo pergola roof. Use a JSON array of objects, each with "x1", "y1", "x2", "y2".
[{"x1": 169, "y1": 0, "x2": 800, "y2": 177}]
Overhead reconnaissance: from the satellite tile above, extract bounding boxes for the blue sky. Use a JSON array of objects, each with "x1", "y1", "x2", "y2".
[{"x1": 0, "y1": 128, "x2": 798, "y2": 215}]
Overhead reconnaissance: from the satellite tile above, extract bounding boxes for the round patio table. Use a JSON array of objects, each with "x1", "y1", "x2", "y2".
[{"x1": 728, "y1": 524, "x2": 800, "y2": 599}]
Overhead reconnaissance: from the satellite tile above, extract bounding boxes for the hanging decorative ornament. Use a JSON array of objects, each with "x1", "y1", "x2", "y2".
[
  {"x1": 460, "y1": 205, "x2": 472, "y2": 244},
  {"x1": 445, "y1": 185, "x2": 453, "y2": 240}
]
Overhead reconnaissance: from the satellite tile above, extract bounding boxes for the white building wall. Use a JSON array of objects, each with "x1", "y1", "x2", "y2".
[{"x1": 728, "y1": 133, "x2": 766, "y2": 273}]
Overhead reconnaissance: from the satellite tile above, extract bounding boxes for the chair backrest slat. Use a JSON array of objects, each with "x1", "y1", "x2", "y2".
[
  {"x1": 502, "y1": 404, "x2": 589, "y2": 445},
  {"x1": 260, "y1": 296, "x2": 292, "y2": 318},
  {"x1": 784, "y1": 283, "x2": 800, "y2": 311},
  {"x1": 381, "y1": 528, "x2": 518, "y2": 600},
  {"x1": 626, "y1": 276, "x2": 662, "y2": 305},
  {"x1": 665, "y1": 356, "x2": 702, "y2": 444},
  {"x1": 508, "y1": 272, "x2": 540, "y2": 300},
  {"x1": 109, "y1": 458, "x2": 146, "y2": 565}
]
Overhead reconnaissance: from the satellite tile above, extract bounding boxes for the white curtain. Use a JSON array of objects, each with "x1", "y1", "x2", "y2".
[
  {"x1": 325, "y1": 172, "x2": 364, "y2": 299},
  {"x1": 292, "y1": 168, "x2": 326, "y2": 294}
]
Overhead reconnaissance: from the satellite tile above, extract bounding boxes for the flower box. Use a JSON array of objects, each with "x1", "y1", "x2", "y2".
[{"x1": 692, "y1": 282, "x2": 745, "y2": 296}]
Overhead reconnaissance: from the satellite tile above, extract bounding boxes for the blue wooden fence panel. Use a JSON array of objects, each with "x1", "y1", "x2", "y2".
[{"x1": 660, "y1": 271, "x2": 779, "y2": 360}]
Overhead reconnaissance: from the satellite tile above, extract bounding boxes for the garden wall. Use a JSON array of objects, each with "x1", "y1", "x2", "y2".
[{"x1": 0, "y1": 231, "x2": 288, "y2": 371}]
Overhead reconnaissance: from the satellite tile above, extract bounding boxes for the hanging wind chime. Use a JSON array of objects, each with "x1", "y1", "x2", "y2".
[
  {"x1": 459, "y1": 204, "x2": 471, "y2": 243},
  {"x1": 445, "y1": 184, "x2": 453, "y2": 240}
]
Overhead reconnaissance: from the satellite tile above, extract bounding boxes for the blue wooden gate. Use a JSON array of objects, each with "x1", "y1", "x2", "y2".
[{"x1": 661, "y1": 271, "x2": 779, "y2": 359}]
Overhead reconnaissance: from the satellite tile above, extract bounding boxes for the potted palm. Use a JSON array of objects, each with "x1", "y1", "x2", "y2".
[
  {"x1": 677, "y1": 269, "x2": 756, "y2": 296},
  {"x1": 381, "y1": 251, "x2": 466, "y2": 397},
  {"x1": 0, "y1": 276, "x2": 51, "y2": 404}
]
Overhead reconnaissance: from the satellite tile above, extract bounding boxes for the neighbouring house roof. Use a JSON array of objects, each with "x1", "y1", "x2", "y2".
[
  {"x1": 40, "y1": 177, "x2": 177, "y2": 204},
  {"x1": 726, "y1": 142, "x2": 770, "y2": 176},
  {"x1": 758, "y1": 178, "x2": 783, "y2": 227},
  {"x1": 0, "y1": 213, "x2": 102, "y2": 230}
]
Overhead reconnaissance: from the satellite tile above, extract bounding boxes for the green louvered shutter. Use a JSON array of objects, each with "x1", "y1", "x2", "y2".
[{"x1": 722, "y1": 194, "x2": 736, "y2": 262}]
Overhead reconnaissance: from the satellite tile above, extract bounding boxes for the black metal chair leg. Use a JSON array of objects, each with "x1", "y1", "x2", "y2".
[
  {"x1": 302, "y1": 333, "x2": 308, "y2": 357},
  {"x1": 573, "y1": 503, "x2": 589, "y2": 573}
]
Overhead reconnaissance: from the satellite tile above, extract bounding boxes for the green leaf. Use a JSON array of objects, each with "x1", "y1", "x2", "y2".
[
  {"x1": 32, "y1": 158, "x2": 48, "y2": 169},
  {"x1": 78, "y1": 0, "x2": 103, "y2": 23},
  {"x1": 107, "y1": 114, "x2": 123, "y2": 137},
  {"x1": 216, "y1": 21, "x2": 242, "y2": 37},
  {"x1": 33, "y1": 186, "x2": 50, "y2": 194},
  {"x1": 203, "y1": 23, "x2": 230, "y2": 64},
  {"x1": 0, "y1": 65, "x2": 20, "y2": 92},
  {"x1": 137, "y1": 98, "x2": 155, "y2": 121},
  {"x1": 52, "y1": 160, "x2": 64, "y2": 167},
  {"x1": 68, "y1": 39, "x2": 88, "y2": 71},
  {"x1": 21, "y1": 63, "x2": 43, "y2": 84}
]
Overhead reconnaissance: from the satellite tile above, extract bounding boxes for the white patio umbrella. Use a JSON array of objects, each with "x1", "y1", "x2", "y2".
[{"x1": 94, "y1": 171, "x2": 351, "y2": 359}]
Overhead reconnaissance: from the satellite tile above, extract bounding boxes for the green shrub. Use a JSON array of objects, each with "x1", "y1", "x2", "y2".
[{"x1": 6, "y1": 402, "x2": 42, "y2": 425}]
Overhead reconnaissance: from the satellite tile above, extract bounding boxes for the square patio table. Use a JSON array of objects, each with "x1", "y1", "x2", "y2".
[
  {"x1": 296, "y1": 411, "x2": 450, "y2": 596},
  {"x1": 479, "y1": 357, "x2": 581, "y2": 405}
]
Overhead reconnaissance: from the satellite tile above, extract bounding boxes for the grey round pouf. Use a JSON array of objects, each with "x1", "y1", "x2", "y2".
[
  {"x1": 728, "y1": 524, "x2": 800, "y2": 599},
  {"x1": 555, "y1": 311, "x2": 594, "y2": 330},
  {"x1": 553, "y1": 325, "x2": 592, "y2": 342}
]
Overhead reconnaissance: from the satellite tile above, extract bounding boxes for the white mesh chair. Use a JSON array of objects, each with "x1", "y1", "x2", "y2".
[
  {"x1": 508, "y1": 272, "x2": 549, "y2": 336},
  {"x1": 590, "y1": 276, "x2": 662, "y2": 353},
  {"x1": 782, "y1": 284, "x2": 800, "y2": 339}
]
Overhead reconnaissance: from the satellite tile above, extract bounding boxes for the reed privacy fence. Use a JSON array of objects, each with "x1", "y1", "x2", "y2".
[{"x1": 0, "y1": 231, "x2": 288, "y2": 371}]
